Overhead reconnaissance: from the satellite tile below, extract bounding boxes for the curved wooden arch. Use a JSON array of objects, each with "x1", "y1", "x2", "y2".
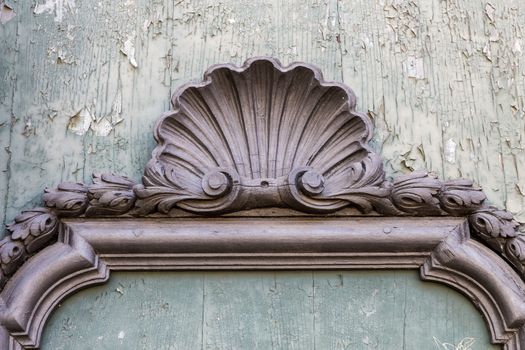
[{"x1": 0, "y1": 57, "x2": 524, "y2": 349}]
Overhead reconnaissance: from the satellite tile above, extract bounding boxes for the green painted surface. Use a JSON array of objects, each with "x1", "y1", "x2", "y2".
[
  {"x1": 41, "y1": 271, "x2": 499, "y2": 350},
  {"x1": 1, "y1": 0, "x2": 525, "y2": 233}
]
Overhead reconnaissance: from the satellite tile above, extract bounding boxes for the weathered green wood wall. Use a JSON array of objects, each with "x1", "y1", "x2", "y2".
[
  {"x1": 40, "y1": 271, "x2": 498, "y2": 350},
  {"x1": 1, "y1": 0, "x2": 525, "y2": 230},
  {"x1": 1, "y1": 1, "x2": 521, "y2": 348}
]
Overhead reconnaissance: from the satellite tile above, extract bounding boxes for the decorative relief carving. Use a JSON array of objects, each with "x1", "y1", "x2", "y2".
[
  {"x1": 0, "y1": 208, "x2": 58, "y2": 288},
  {"x1": 136, "y1": 58, "x2": 374, "y2": 214},
  {"x1": 0, "y1": 57, "x2": 523, "y2": 289},
  {"x1": 0, "y1": 174, "x2": 137, "y2": 289},
  {"x1": 42, "y1": 174, "x2": 137, "y2": 218}
]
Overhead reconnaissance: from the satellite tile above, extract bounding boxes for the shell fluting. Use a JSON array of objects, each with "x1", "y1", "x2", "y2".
[{"x1": 141, "y1": 57, "x2": 376, "y2": 214}]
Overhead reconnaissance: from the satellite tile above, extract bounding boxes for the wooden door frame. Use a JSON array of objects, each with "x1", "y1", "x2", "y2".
[{"x1": 1, "y1": 216, "x2": 525, "y2": 349}]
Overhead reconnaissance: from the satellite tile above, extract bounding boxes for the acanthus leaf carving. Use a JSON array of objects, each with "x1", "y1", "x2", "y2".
[
  {"x1": 506, "y1": 235, "x2": 525, "y2": 273},
  {"x1": 0, "y1": 174, "x2": 137, "y2": 288},
  {"x1": 468, "y1": 207, "x2": 519, "y2": 239},
  {"x1": 43, "y1": 182, "x2": 88, "y2": 217},
  {"x1": 465, "y1": 207, "x2": 523, "y2": 274},
  {"x1": 134, "y1": 160, "x2": 205, "y2": 215},
  {"x1": 440, "y1": 179, "x2": 486, "y2": 216},
  {"x1": 86, "y1": 173, "x2": 137, "y2": 216},
  {"x1": 8, "y1": 208, "x2": 59, "y2": 253},
  {"x1": 0, "y1": 208, "x2": 58, "y2": 288},
  {"x1": 321, "y1": 154, "x2": 397, "y2": 214},
  {"x1": 390, "y1": 172, "x2": 444, "y2": 216},
  {"x1": 43, "y1": 174, "x2": 137, "y2": 218}
]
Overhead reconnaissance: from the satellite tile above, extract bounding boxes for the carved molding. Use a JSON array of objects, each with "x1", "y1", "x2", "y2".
[
  {"x1": 1, "y1": 218, "x2": 525, "y2": 349},
  {"x1": 1, "y1": 57, "x2": 524, "y2": 349}
]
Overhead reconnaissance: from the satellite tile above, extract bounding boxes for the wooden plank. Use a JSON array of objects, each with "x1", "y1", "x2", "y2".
[
  {"x1": 0, "y1": 1, "x2": 18, "y2": 232},
  {"x1": 40, "y1": 271, "x2": 498, "y2": 349},
  {"x1": 202, "y1": 272, "x2": 315, "y2": 349},
  {"x1": 41, "y1": 272, "x2": 204, "y2": 350}
]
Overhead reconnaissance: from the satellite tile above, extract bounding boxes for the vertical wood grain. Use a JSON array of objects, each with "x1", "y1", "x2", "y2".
[
  {"x1": 40, "y1": 271, "x2": 499, "y2": 349},
  {"x1": 1, "y1": 0, "x2": 524, "y2": 231}
]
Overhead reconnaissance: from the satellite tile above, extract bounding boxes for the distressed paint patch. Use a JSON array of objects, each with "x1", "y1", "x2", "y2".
[
  {"x1": 117, "y1": 330, "x2": 125, "y2": 343},
  {"x1": 0, "y1": 2, "x2": 15, "y2": 24},
  {"x1": 22, "y1": 118, "x2": 35, "y2": 137},
  {"x1": 403, "y1": 56, "x2": 424, "y2": 79},
  {"x1": 34, "y1": 0, "x2": 76, "y2": 22},
  {"x1": 120, "y1": 32, "x2": 138, "y2": 68},
  {"x1": 48, "y1": 46, "x2": 77, "y2": 65},
  {"x1": 433, "y1": 336, "x2": 475, "y2": 350},
  {"x1": 91, "y1": 118, "x2": 113, "y2": 137},
  {"x1": 512, "y1": 40, "x2": 522, "y2": 55},
  {"x1": 484, "y1": 3, "x2": 496, "y2": 22},
  {"x1": 445, "y1": 139, "x2": 457, "y2": 164},
  {"x1": 109, "y1": 91, "x2": 123, "y2": 125},
  {"x1": 67, "y1": 108, "x2": 92, "y2": 136},
  {"x1": 67, "y1": 93, "x2": 124, "y2": 136}
]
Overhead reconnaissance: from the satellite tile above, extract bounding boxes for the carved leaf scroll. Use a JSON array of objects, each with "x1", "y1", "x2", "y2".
[
  {"x1": 0, "y1": 57, "x2": 524, "y2": 290},
  {"x1": 0, "y1": 208, "x2": 58, "y2": 288},
  {"x1": 0, "y1": 174, "x2": 136, "y2": 289}
]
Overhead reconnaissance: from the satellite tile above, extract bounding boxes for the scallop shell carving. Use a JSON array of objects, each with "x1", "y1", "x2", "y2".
[{"x1": 135, "y1": 57, "x2": 383, "y2": 214}]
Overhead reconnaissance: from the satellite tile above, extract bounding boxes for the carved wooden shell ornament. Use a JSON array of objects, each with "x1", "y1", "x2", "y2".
[
  {"x1": 1, "y1": 57, "x2": 525, "y2": 349},
  {"x1": 135, "y1": 58, "x2": 376, "y2": 214}
]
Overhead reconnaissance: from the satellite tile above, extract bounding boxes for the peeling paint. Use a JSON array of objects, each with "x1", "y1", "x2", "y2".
[
  {"x1": 517, "y1": 184, "x2": 525, "y2": 197},
  {"x1": 512, "y1": 40, "x2": 522, "y2": 55},
  {"x1": 0, "y1": 2, "x2": 15, "y2": 24},
  {"x1": 22, "y1": 118, "x2": 35, "y2": 137},
  {"x1": 482, "y1": 42, "x2": 493, "y2": 62},
  {"x1": 484, "y1": 3, "x2": 496, "y2": 22},
  {"x1": 48, "y1": 46, "x2": 77, "y2": 65},
  {"x1": 34, "y1": 0, "x2": 76, "y2": 22},
  {"x1": 445, "y1": 139, "x2": 457, "y2": 164},
  {"x1": 507, "y1": 196, "x2": 523, "y2": 216},
  {"x1": 91, "y1": 92, "x2": 124, "y2": 136},
  {"x1": 433, "y1": 336, "x2": 475, "y2": 350},
  {"x1": 67, "y1": 94, "x2": 123, "y2": 137},
  {"x1": 91, "y1": 118, "x2": 113, "y2": 137},
  {"x1": 109, "y1": 92, "x2": 123, "y2": 126},
  {"x1": 117, "y1": 330, "x2": 125, "y2": 343},
  {"x1": 67, "y1": 108, "x2": 92, "y2": 136},
  {"x1": 120, "y1": 32, "x2": 138, "y2": 68},
  {"x1": 403, "y1": 56, "x2": 424, "y2": 79}
]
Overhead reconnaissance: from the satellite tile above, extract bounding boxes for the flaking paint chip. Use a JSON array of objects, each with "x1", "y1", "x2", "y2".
[
  {"x1": 34, "y1": 0, "x2": 76, "y2": 22},
  {"x1": 67, "y1": 108, "x2": 92, "y2": 136},
  {"x1": 403, "y1": 56, "x2": 424, "y2": 79},
  {"x1": 117, "y1": 330, "x2": 125, "y2": 343},
  {"x1": 121, "y1": 32, "x2": 138, "y2": 68},
  {"x1": 91, "y1": 117, "x2": 113, "y2": 137},
  {"x1": 444, "y1": 138, "x2": 457, "y2": 164},
  {"x1": 0, "y1": 2, "x2": 15, "y2": 24}
]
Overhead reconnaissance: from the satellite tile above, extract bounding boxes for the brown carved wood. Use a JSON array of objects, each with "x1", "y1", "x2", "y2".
[{"x1": 0, "y1": 57, "x2": 524, "y2": 349}]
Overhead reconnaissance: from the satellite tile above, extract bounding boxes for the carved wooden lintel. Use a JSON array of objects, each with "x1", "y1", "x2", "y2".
[
  {"x1": 1, "y1": 218, "x2": 525, "y2": 349},
  {"x1": 1, "y1": 57, "x2": 524, "y2": 349}
]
